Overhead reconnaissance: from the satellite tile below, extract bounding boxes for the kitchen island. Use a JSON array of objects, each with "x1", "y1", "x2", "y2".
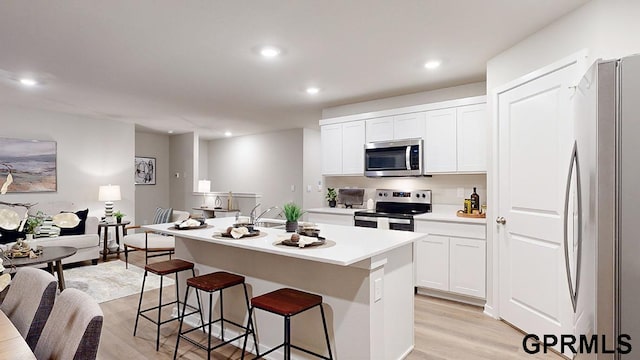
[{"x1": 144, "y1": 217, "x2": 423, "y2": 359}]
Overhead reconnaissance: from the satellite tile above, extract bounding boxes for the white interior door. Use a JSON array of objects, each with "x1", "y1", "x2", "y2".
[{"x1": 497, "y1": 58, "x2": 577, "y2": 355}]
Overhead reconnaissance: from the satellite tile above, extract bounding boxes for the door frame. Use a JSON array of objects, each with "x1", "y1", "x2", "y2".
[{"x1": 487, "y1": 49, "x2": 589, "y2": 319}]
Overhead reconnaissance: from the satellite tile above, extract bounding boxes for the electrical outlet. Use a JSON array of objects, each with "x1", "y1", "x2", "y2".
[
  {"x1": 374, "y1": 278, "x2": 383, "y2": 302},
  {"x1": 457, "y1": 187, "x2": 465, "y2": 198},
  {"x1": 291, "y1": 185, "x2": 295, "y2": 192},
  {"x1": 307, "y1": 185, "x2": 312, "y2": 193}
]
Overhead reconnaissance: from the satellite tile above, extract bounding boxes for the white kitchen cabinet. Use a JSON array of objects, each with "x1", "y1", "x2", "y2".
[
  {"x1": 341, "y1": 121, "x2": 365, "y2": 175},
  {"x1": 457, "y1": 104, "x2": 487, "y2": 172},
  {"x1": 415, "y1": 235, "x2": 449, "y2": 291},
  {"x1": 424, "y1": 108, "x2": 457, "y2": 173},
  {"x1": 424, "y1": 104, "x2": 487, "y2": 174},
  {"x1": 321, "y1": 121, "x2": 365, "y2": 175},
  {"x1": 321, "y1": 124, "x2": 342, "y2": 175},
  {"x1": 393, "y1": 112, "x2": 425, "y2": 140},
  {"x1": 449, "y1": 237, "x2": 486, "y2": 298},
  {"x1": 415, "y1": 220, "x2": 486, "y2": 300},
  {"x1": 365, "y1": 116, "x2": 394, "y2": 142}
]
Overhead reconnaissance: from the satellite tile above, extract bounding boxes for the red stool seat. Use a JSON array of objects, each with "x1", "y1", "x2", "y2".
[
  {"x1": 187, "y1": 271, "x2": 245, "y2": 292},
  {"x1": 145, "y1": 259, "x2": 194, "y2": 276},
  {"x1": 252, "y1": 288, "x2": 323, "y2": 316}
]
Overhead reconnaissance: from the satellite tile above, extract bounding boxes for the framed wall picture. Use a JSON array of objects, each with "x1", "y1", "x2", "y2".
[
  {"x1": 0, "y1": 137, "x2": 57, "y2": 193},
  {"x1": 134, "y1": 156, "x2": 156, "y2": 185}
]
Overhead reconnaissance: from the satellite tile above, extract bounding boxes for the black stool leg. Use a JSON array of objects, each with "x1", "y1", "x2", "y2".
[
  {"x1": 284, "y1": 315, "x2": 291, "y2": 360},
  {"x1": 133, "y1": 270, "x2": 148, "y2": 336},
  {"x1": 219, "y1": 289, "x2": 225, "y2": 341},
  {"x1": 319, "y1": 304, "x2": 333, "y2": 360},
  {"x1": 207, "y1": 291, "x2": 213, "y2": 360},
  {"x1": 242, "y1": 284, "x2": 259, "y2": 358},
  {"x1": 156, "y1": 275, "x2": 164, "y2": 351},
  {"x1": 173, "y1": 285, "x2": 190, "y2": 360},
  {"x1": 192, "y1": 269, "x2": 206, "y2": 333}
]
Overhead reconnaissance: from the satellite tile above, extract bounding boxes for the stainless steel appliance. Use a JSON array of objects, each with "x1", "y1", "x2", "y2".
[
  {"x1": 570, "y1": 55, "x2": 640, "y2": 359},
  {"x1": 354, "y1": 189, "x2": 431, "y2": 232},
  {"x1": 364, "y1": 138, "x2": 423, "y2": 177}
]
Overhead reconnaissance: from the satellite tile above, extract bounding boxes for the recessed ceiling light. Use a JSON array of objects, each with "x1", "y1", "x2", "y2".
[
  {"x1": 19, "y1": 78, "x2": 38, "y2": 86},
  {"x1": 260, "y1": 46, "x2": 281, "y2": 58},
  {"x1": 168, "y1": 130, "x2": 174, "y2": 134},
  {"x1": 306, "y1": 87, "x2": 320, "y2": 95},
  {"x1": 224, "y1": 131, "x2": 232, "y2": 137},
  {"x1": 423, "y1": 60, "x2": 441, "y2": 69}
]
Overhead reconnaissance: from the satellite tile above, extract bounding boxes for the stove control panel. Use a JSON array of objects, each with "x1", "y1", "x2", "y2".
[{"x1": 375, "y1": 189, "x2": 431, "y2": 204}]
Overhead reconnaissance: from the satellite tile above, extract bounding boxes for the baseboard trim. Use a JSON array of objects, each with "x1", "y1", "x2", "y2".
[{"x1": 415, "y1": 287, "x2": 486, "y2": 307}]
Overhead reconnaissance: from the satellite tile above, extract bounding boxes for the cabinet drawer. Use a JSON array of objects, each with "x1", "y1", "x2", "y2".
[{"x1": 415, "y1": 220, "x2": 486, "y2": 240}]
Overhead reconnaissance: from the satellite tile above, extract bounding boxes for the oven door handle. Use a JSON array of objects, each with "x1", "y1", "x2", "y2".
[
  {"x1": 389, "y1": 218, "x2": 411, "y2": 225},
  {"x1": 405, "y1": 146, "x2": 411, "y2": 170},
  {"x1": 354, "y1": 216, "x2": 378, "y2": 222}
]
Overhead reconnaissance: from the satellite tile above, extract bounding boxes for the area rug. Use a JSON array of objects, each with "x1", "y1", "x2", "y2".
[{"x1": 64, "y1": 260, "x2": 174, "y2": 303}]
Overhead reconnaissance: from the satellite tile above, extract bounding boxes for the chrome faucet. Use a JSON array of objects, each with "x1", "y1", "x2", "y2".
[{"x1": 250, "y1": 203, "x2": 281, "y2": 224}]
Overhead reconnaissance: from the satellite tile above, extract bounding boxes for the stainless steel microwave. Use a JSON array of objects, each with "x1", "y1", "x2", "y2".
[{"x1": 364, "y1": 138, "x2": 423, "y2": 177}]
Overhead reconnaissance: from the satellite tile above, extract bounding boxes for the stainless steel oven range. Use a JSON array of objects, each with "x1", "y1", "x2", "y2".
[{"x1": 353, "y1": 189, "x2": 432, "y2": 232}]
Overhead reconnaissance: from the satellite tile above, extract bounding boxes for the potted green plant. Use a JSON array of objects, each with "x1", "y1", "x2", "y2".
[
  {"x1": 283, "y1": 202, "x2": 303, "y2": 232},
  {"x1": 326, "y1": 188, "x2": 337, "y2": 208},
  {"x1": 113, "y1": 210, "x2": 126, "y2": 223},
  {"x1": 24, "y1": 211, "x2": 45, "y2": 240}
]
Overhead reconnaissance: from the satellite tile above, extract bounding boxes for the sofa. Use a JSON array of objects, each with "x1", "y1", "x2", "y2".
[{"x1": 27, "y1": 202, "x2": 101, "y2": 266}]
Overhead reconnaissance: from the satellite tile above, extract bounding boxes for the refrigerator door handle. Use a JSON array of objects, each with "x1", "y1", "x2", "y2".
[{"x1": 563, "y1": 140, "x2": 583, "y2": 312}]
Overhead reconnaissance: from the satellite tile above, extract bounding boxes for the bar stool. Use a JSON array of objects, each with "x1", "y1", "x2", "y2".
[
  {"x1": 242, "y1": 288, "x2": 333, "y2": 360},
  {"x1": 174, "y1": 271, "x2": 258, "y2": 360},
  {"x1": 134, "y1": 259, "x2": 204, "y2": 351}
]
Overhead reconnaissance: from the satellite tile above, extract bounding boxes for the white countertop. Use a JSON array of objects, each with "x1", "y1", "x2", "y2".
[
  {"x1": 414, "y1": 205, "x2": 487, "y2": 224},
  {"x1": 305, "y1": 207, "x2": 363, "y2": 215},
  {"x1": 143, "y1": 217, "x2": 422, "y2": 267}
]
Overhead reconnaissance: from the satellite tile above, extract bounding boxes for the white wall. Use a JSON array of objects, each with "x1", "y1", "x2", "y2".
[
  {"x1": 206, "y1": 129, "x2": 304, "y2": 212},
  {"x1": 0, "y1": 104, "x2": 135, "y2": 222},
  {"x1": 322, "y1": 81, "x2": 486, "y2": 119},
  {"x1": 169, "y1": 133, "x2": 196, "y2": 213},
  {"x1": 135, "y1": 131, "x2": 170, "y2": 225},
  {"x1": 302, "y1": 128, "x2": 324, "y2": 211}
]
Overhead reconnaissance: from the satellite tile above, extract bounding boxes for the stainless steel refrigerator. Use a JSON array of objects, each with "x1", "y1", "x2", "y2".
[{"x1": 571, "y1": 54, "x2": 640, "y2": 360}]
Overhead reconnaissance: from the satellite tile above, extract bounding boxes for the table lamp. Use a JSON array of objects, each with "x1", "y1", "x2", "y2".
[
  {"x1": 98, "y1": 184, "x2": 121, "y2": 223},
  {"x1": 198, "y1": 180, "x2": 211, "y2": 208}
]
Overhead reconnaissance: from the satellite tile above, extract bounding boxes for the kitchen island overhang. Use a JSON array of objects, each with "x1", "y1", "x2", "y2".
[{"x1": 144, "y1": 218, "x2": 423, "y2": 359}]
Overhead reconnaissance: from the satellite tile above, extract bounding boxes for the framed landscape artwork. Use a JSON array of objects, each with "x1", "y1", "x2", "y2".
[
  {"x1": 0, "y1": 137, "x2": 57, "y2": 193},
  {"x1": 135, "y1": 156, "x2": 156, "y2": 185}
]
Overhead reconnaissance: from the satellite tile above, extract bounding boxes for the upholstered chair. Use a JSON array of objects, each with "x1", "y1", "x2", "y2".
[
  {"x1": 34, "y1": 288, "x2": 103, "y2": 360},
  {"x1": 122, "y1": 209, "x2": 190, "y2": 268},
  {"x1": 0, "y1": 267, "x2": 57, "y2": 350}
]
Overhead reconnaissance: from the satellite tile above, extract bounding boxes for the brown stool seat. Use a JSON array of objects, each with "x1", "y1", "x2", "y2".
[
  {"x1": 145, "y1": 259, "x2": 194, "y2": 276},
  {"x1": 187, "y1": 271, "x2": 245, "y2": 292},
  {"x1": 252, "y1": 288, "x2": 323, "y2": 316}
]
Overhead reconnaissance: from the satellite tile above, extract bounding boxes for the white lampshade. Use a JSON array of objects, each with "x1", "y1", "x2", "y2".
[
  {"x1": 198, "y1": 180, "x2": 211, "y2": 193},
  {"x1": 98, "y1": 185, "x2": 121, "y2": 201}
]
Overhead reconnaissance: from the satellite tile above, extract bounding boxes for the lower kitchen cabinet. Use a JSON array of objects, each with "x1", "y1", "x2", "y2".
[
  {"x1": 415, "y1": 220, "x2": 486, "y2": 300},
  {"x1": 307, "y1": 211, "x2": 354, "y2": 226}
]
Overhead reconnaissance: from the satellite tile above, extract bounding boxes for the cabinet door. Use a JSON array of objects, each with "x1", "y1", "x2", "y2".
[
  {"x1": 457, "y1": 104, "x2": 487, "y2": 172},
  {"x1": 449, "y1": 237, "x2": 486, "y2": 298},
  {"x1": 424, "y1": 108, "x2": 457, "y2": 173},
  {"x1": 321, "y1": 124, "x2": 342, "y2": 175},
  {"x1": 416, "y1": 235, "x2": 449, "y2": 291},
  {"x1": 394, "y1": 112, "x2": 425, "y2": 140},
  {"x1": 342, "y1": 121, "x2": 365, "y2": 175},
  {"x1": 365, "y1": 116, "x2": 394, "y2": 142},
  {"x1": 307, "y1": 213, "x2": 353, "y2": 226}
]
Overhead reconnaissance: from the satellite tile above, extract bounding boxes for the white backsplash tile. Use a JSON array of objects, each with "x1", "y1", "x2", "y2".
[{"x1": 325, "y1": 174, "x2": 487, "y2": 208}]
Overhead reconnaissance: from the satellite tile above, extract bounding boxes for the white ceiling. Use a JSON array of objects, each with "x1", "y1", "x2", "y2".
[{"x1": 0, "y1": 0, "x2": 588, "y2": 139}]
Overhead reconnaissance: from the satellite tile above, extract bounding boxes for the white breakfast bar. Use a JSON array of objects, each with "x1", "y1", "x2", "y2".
[{"x1": 144, "y1": 217, "x2": 423, "y2": 359}]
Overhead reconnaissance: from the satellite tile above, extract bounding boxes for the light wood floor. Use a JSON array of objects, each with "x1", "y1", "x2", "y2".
[{"x1": 94, "y1": 252, "x2": 564, "y2": 359}]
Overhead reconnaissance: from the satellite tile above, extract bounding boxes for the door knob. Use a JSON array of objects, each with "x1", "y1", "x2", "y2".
[{"x1": 496, "y1": 217, "x2": 506, "y2": 225}]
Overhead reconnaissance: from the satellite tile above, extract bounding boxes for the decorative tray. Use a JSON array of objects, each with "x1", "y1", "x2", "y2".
[
  {"x1": 279, "y1": 235, "x2": 326, "y2": 248},
  {"x1": 4, "y1": 247, "x2": 43, "y2": 258},
  {"x1": 218, "y1": 229, "x2": 261, "y2": 238},
  {"x1": 456, "y1": 210, "x2": 486, "y2": 219}
]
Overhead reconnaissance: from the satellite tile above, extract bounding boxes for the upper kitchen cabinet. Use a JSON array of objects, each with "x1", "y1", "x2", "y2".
[
  {"x1": 321, "y1": 121, "x2": 365, "y2": 175},
  {"x1": 424, "y1": 103, "x2": 487, "y2": 174},
  {"x1": 365, "y1": 113, "x2": 426, "y2": 142}
]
